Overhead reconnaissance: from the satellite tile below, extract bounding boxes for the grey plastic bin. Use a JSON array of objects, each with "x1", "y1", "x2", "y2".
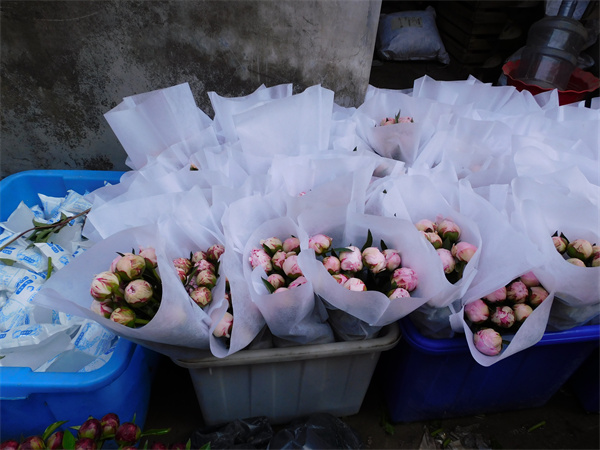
[{"x1": 173, "y1": 323, "x2": 400, "y2": 426}]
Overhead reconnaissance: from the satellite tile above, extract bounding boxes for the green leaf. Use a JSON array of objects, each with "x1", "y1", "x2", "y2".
[
  {"x1": 200, "y1": 442, "x2": 211, "y2": 449},
  {"x1": 382, "y1": 189, "x2": 387, "y2": 194},
  {"x1": 140, "y1": 427, "x2": 172, "y2": 437},
  {"x1": 361, "y1": 229, "x2": 373, "y2": 252},
  {"x1": 186, "y1": 439, "x2": 193, "y2": 450},
  {"x1": 62, "y1": 429, "x2": 76, "y2": 449},
  {"x1": 380, "y1": 239, "x2": 388, "y2": 251},
  {"x1": 333, "y1": 247, "x2": 353, "y2": 255},
  {"x1": 352, "y1": 146, "x2": 357, "y2": 152},
  {"x1": 261, "y1": 277, "x2": 276, "y2": 294},
  {"x1": 46, "y1": 258, "x2": 54, "y2": 280},
  {"x1": 42, "y1": 420, "x2": 69, "y2": 441},
  {"x1": 0, "y1": 259, "x2": 15, "y2": 266}
]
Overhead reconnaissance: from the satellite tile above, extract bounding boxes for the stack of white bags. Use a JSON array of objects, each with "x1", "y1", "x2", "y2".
[{"x1": 34, "y1": 77, "x2": 599, "y2": 366}]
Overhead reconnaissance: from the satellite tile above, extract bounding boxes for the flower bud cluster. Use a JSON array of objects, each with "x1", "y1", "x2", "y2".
[
  {"x1": 465, "y1": 271, "x2": 549, "y2": 356},
  {"x1": 552, "y1": 232, "x2": 599, "y2": 267},
  {"x1": 378, "y1": 109, "x2": 414, "y2": 126},
  {"x1": 310, "y1": 231, "x2": 418, "y2": 299},
  {"x1": 175, "y1": 244, "x2": 225, "y2": 309},
  {"x1": 250, "y1": 236, "x2": 307, "y2": 293},
  {"x1": 89, "y1": 247, "x2": 161, "y2": 328},
  {"x1": 0, "y1": 412, "x2": 181, "y2": 450},
  {"x1": 174, "y1": 244, "x2": 233, "y2": 340},
  {"x1": 415, "y1": 217, "x2": 477, "y2": 284}
]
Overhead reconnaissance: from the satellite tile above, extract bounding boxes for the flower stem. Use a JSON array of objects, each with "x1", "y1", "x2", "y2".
[{"x1": 0, "y1": 208, "x2": 91, "y2": 251}]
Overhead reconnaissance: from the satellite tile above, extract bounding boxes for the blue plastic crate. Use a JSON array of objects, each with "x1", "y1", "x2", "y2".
[
  {"x1": 378, "y1": 317, "x2": 600, "y2": 423},
  {"x1": 0, "y1": 169, "x2": 160, "y2": 440}
]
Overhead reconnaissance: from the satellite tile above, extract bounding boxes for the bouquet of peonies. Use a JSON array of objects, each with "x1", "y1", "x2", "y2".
[
  {"x1": 242, "y1": 216, "x2": 334, "y2": 347},
  {"x1": 464, "y1": 271, "x2": 550, "y2": 356},
  {"x1": 365, "y1": 174, "x2": 482, "y2": 338},
  {"x1": 297, "y1": 204, "x2": 447, "y2": 340}
]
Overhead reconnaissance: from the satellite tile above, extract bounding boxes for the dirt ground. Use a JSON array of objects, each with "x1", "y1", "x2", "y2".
[{"x1": 143, "y1": 352, "x2": 599, "y2": 449}]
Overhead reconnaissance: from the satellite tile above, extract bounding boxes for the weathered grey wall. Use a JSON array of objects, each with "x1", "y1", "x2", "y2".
[{"x1": 0, "y1": 0, "x2": 381, "y2": 178}]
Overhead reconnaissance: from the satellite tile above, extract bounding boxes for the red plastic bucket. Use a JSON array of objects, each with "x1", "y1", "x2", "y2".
[{"x1": 503, "y1": 59, "x2": 600, "y2": 105}]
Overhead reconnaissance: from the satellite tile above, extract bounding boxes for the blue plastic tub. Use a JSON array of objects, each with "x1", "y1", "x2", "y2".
[
  {"x1": 378, "y1": 317, "x2": 600, "y2": 423},
  {"x1": 0, "y1": 170, "x2": 160, "y2": 440}
]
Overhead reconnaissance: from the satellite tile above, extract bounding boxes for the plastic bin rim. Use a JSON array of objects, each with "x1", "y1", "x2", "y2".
[
  {"x1": 0, "y1": 338, "x2": 137, "y2": 398},
  {"x1": 173, "y1": 322, "x2": 400, "y2": 369}
]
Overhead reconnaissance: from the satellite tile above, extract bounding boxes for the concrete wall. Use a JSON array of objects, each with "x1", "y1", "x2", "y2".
[{"x1": 0, "y1": 0, "x2": 381, "y2": 178}]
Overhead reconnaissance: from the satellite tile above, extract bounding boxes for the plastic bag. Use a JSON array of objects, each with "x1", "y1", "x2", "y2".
[
  {"x1": 191, "y1": 416, "x2": 274, "y2": 449},
  {"x1": 376, "y1": 6, "x2": 450, "y2": 64},
  {"x1": 268, "y1": 413, "x2": 363, "y2": 450}
]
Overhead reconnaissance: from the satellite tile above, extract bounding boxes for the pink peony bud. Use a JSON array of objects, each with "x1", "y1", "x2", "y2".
[
  {"x1": 331, "y1": 273, "x2": 349, "y2": 285},
  {"x1": 110, "y1": 307, "x2": 137, "y2": 327},
  {"x1": 78, "y1": 418, "x2": 102, "y2": 441},
  {"x1": 195, "y1": 269, "x2": 217, "y2": 289},
  {"x1": 282, "y1": 254, "x2": 303, "y2": 279},
  {"x1": 506, "y1": 280, "x2": 528, "y2": 304},
  {"x1": 213, "y1": 312, "x2": 233, "y2": 338},
  {"x1": 437, "y1": 219, "x2": 461, "y2": 242},
  {"x1": 274, "y1": 287, "x2": 289, "y2": 293},
  {"x1": 191, "y1": 250, "x2": 207, "y2": 264},
  {"x1": 383, "y1": 249, "x2": 402, "y2": 271},
  {"x1": 289, "y1": 276, "x2": 308, "y2": 289},
  {"x1": 150, "y1": 443, "x2": 168, "y2": 450},
  {"x1": 391, "y1": 267, "x2": 418, "y2": 292},
  {"x1": 124, "y1": 279, "x2": 154, "y2": 307},
  {"x1": 282, "y1": 237, "x2": 300, "y2": 253},
  {"x1": 473, "y1": 328, "x2": 503, "y2": 356},
  {"x1": 362, "y1": 247, "x2": 386, "y2": 274},
  {"x1": 388, "y1": 287, "x2": 410, "y2": 299},
  {"x1": 90, "y1": 299, "x2": 114, "y2": 318},
  {"x1": 138, "y1": 246, "x2": 157, "y2": 267},
  {"x1": 592, "y1": 252, "x2": 600, "y2": 267},
  {"x1": 464, "y1": 299, "x2": 489, "y2": 324},
  {"x1": 513, "y1": 303, "x2": 533, "y2": 322},
  {"x1": 90, "y1": 271, "x2": 120, "y2": 300},
  {"x1": 100, "y1": 413, "x2": 120, "y2": 439},
  {"x1": 190, "y1": 286, "x2": 212, "y2": 307},
  {"x1": 397, "y1": 116, "x2": 414, "y2": 123},
  {"x1": 194, "y1": 259, "x2": 215, "y2": 273},
  {"x1": 206, "y1": 244, "x2": 225, "y2": 262},
  {"x1": 415, "y1": 219, "x2": 436, "y2": 233},
  {"x1": 437, "y1": 248, "x2": 456, "y2": 274},
  {"x1": 529, "y1": 285, "x2": 549, "y2": 307},
  {"x1": 566, "y1": 257, "x2": 586, "y2": 267},
  {"x1": 16, "y1": 436, "x2": 45, "y2": 450},
  {"x1": 115, "y1": 254, "x2": 146, "y2": 281},
  {"x1": 484, "y1": 286, "x2": 507, "y2": 303},
  {"x1": 322, "y1": 255, "x2": 341, "y2": 274},
  {"x1": 115, "y1": 422, "x2": 141, "y2": 446},
  {"x1": 74, "y1": 438, "x2": 97, "y2": 450},
  {"x1": 271, "y1": 250, "x2": 287, "y2": 271},
  {"x1": 339, "y1": 246, "x2": 363, "y2": 272},
  {"x1": 173, "y1": 257, "x2": 192, "y2": 274},
  {"x1": 308, "y1": 234, "x2": 333, "y2": 255},
  {"x1": 519, "y1": 271, "x2": 540, "y2": 287},
  {"x1": 249, "y1": 248, "x2": 273, "y2": 272},
  {"x1": 0, "y1": 440, "x2": 19, "y2": 450},
  {"x1": 423, "y1": 231, "x2": 443, "y2": 249},
  {"x1": 567, "y1": 239, "x2": 593, "y2": 261},
  {"x1": 175, "y1": 267, "x2": 188, "y2": 283},
  {"x1": 110, "y1": 253, "x2": 131, "y2": 273},
  {"x1": 343, "y1": 277, "x2": 367, "y2": 291},
  {"x1": 491, "y1": 306, "x2": 515, "y2": 328},
  {"x1": 46, "y1": 432, "x2": 64, "y2": 450},
  {"x1": 380, "y1": 117, "x2": 397, "y2": 126},
  {"x1": 260, "y1": 237, "x2": 283, "y2": 255},
  {"x1": 451, "y1": 241, "x2": 477, "y2": 263},
  {"x1": 266, "y1": 273, "x2": 285, "y2": 290},
  {"x1": 552, "y1": 235, "x2": 568, "y2": 253}
]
